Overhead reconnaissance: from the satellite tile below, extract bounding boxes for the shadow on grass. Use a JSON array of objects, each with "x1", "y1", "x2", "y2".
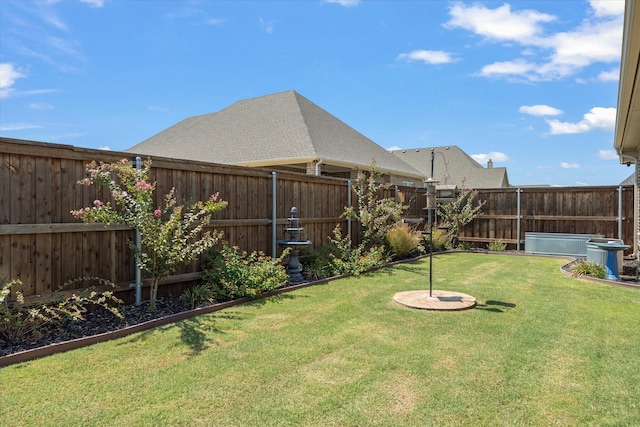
[
  {"x1": 475, "y1": 300, "x2": 517, "y2": 313},
  {"x1": 119, "y1": 311, "x2": 245, "y2": 357}
]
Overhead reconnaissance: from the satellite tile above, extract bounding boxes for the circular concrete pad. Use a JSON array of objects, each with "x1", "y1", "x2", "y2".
[{"x1": 393, "y1": 290, "x2": 476, "y2": 311}]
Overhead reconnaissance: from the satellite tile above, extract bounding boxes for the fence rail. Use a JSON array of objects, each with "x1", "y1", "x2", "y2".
[{"x1": 1, "y1": 137, "x2": 635, "y2": 301}]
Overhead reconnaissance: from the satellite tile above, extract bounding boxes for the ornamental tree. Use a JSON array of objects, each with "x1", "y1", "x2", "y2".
[
  {"x1": 437, "y1": 183, "x2": 485, "y2": 249},
  {"x1": 343, "y1": 161, "x2": 406, "y2": 250},
  {"x1": 72, "y1": 158, "x2": 227, "y2": 309}
]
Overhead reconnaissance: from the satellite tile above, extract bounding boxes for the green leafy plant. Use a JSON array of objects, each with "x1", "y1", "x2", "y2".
[
  {"x1": 1, "y1": 277, "x2": 123, "y2": 345},
  {"x1": 387, "y1": 222, "x2": 423, "y2": 258},
  {"x1": 325, "y1": 224, "x2": 388, "y2": 276},
  {"x1": 202, "y1": 243, "x2": 290, "y2": 302},
  {"x1": 570, "y1": 260, "x2": 606, "y2": 279},
  {"x1": 343, "y1": 161, "x2": 406, "y2": 250},
  {"x1": 72, "y1": 158, "x2": 227, "y2": 309},
  {"x1": 302, "y1": 246, "x2": 335, "y2": 281},
  {"x1": 428, "y1": 228, "x2": 450, "y2": 251},
  {"x1": 181, "y1": 284, "x2": 215, "y2": 309},
  {"x1": 458, "y1": 241, "x2": 473, "y2": 251},
  {"x1": 437, "y1": 183, "x2": 486, "y2": 248},
  {"x1": 487, "y1": 239, "x2": 507, "y2": 251}
]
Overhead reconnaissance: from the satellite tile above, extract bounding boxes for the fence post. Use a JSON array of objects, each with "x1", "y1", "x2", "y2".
[
  {"x1": 517, "y1": 188, "x2": 522, "y2": 251},
  {"x1": 618, "y1": 186, "x2": 624, "y2": 241},
  {"x1": 133, "y1": 156, "x2": 142, "y2": 306},
  {"x1": 271, "y1": 171, "x2": 277, "y2": 258},
  {"x1": 347, "y1": 180, "x2": 352, "y2": 243}
]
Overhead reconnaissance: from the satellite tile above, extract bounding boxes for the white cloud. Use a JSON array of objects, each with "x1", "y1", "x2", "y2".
[
  {"x1": 322, "y1": 0, "x2": 360, "y2": 7},
  {"x1": 387, "y1": 146, "x2": 402, "y2": 151},
  {"x1": 546, "y1": 107, "x2": 616, "y2": 134},
  {"x1": 588, "y1": 0, "x2": 625, "y2": 18},
  {"x1": 447, "y1": 2, "x2": 624, "y2": 81},
  {"x1": 0, "y1": 63, "x2": 26, "y2": 98},
  {"x1": 599, "y1": 149, "x2": 619, "y2": 160},
  {"x1": 561, "y1": 162, "x2": 580, "y2": 169},
  {"x1": 597, "y1": 68, "x2": 619, "y2": 82},
  {"x1": 519, "y1": 104, "x2": 563, "y2": 116},
  {"x1": 98, "y1": 146, "x2": 111, "y2": 151},
  {"x1": 258, "y1": 17, "x2": 275, "y2": 34},
  {"x1": 29, "y1": 102, "x2": 54, "y2": 110},
  {"x1": 446, "y1": 3, "x2": 555, "y2": 42},
  {"x1": 0, "y1": 122, "x2": 41, "y2": 131},
  {"x1": 471, "y1": 151, "x2": 510, "y2": 164},
  {"x1": 396, "y1": 50, "x2": 455, "y2": 64},
  {"x1": 80, "y1": 0, "x2": 105, "y2": 7}
]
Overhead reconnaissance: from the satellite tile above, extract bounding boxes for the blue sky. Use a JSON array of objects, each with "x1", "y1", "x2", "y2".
[{"x1": 0, "y1": 0, "x2": 629, "y2": 186}]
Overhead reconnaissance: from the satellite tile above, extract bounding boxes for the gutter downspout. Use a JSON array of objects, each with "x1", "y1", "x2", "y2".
[{"x1": 314, "y1": 159, "x2": 323, "y2": 176}]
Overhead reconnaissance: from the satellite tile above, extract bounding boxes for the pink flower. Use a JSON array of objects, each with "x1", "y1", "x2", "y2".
[
  {"x1": 135, "y1": 180, "x2": 152, "y2": 191},
  {"x1": 84, "y1": 207, "x2": 90, "y2": 212},
  {"x1": 154, "y1": 209, "x2": 162, "y2": 218},
  {"x1": 93, "y1": 199, "x2": 102, "y2": 206}
]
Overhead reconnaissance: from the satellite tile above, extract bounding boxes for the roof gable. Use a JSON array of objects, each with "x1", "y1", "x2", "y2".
[
  {"x1": 390, "y1": 146, "x2": 510, "y2": 188},
  {"x1": 127, "y1": 90, "x2": 423, "y2": 178}
]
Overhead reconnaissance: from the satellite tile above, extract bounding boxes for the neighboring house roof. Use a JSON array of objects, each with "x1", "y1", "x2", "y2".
[
  {"x1": 614, "y1": 0, "x2": 640, "y2": 164},
  {"x1": 127, "y1": 90, "x2": 424, "y2": 180},
  {"x1": 389, "y1": 146, "x2": 510, "y2": 189}
]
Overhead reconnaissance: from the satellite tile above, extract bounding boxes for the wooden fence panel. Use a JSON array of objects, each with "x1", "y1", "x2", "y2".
[{"x1": 1, "y1": 137, "x2": 636, "y2": 300}]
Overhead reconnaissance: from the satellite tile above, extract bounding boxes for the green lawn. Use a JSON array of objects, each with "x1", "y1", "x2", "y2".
[{"x1": 2, "y1": 253, "x2": 639, "y2": 426}]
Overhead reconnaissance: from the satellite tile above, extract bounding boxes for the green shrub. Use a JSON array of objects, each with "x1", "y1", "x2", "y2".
[
  {"x1": 1, "y1": 277, "x2": 123, "y2": 345},
  {"x1": 181, "y1": 284, "x2": 214, "y2": 309},
  {"x1": 302, "y1": 246, "x2": 335, "y2": 281},
  {"x1": 387, "y1": 223, "x2": 422, "y2": 258},
  {"x1": 202, "y1": 243, "x2": 290, "y2": 302},
  {"x1": 325, "y1": 225, "x2": 389, "y2": 276},
  {"x1": 570, "y1": 260, "x2": 606, "y2": 279},
  {"x1": 487, "y1": 239, "x2": 507, "y2": 251},
  {"x1": 458, "y1": 241, "x2": 473, "y2": 250},
  {"x1": 425, "y1": 228, "x2": 449, "y2": 251}
]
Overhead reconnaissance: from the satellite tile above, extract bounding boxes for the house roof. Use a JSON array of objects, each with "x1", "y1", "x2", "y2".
[
  {"x1": 614, "y1": 0, "x2": 640, "y2": 163},
  {"x1": 389, "y1": 146, "x2": 510, "y2": 189},
  {"x1": 127, "y1": 90, "x2": 424, "y2": 179}
]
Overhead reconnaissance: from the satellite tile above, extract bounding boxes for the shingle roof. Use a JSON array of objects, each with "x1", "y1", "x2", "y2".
[
  {"x1": 127, "y1": 90, "x2": 424, "y2": 179},
  {"x1": 390, "y1": 146, "x2": 510, "y2": 189}
]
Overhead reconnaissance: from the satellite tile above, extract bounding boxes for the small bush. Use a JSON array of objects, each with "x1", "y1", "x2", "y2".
[
  {"x1": 387, "y1": 223, "x2": 422, "y2": 258},
  {"x1": 426, "y1": 228, "x2": 449, "y2": 252},
  {"x1": 182, "y1": 284, "x2": 214, "y2": 309},
  {"x1": 487, "y1": 239, "x2": 507, "y2": 251},
  {"x1": 1, "y1": 277, "x2": 123, "y2": 345},
  {"x1": 202, "y1": 243, "x2": 290, "y2": 302},
  {"x1": 570, "y1": 260, "x2": 606, "y2": 279},
  {"x1": 325, "y1": 225, "x2": 389, "y2": 276},
  {"x1": 458, "y1": 241, "x2": 473, "y2": 251},
  {"x1": 302, "y1": 246, "x2": 335, "y2": 281}
]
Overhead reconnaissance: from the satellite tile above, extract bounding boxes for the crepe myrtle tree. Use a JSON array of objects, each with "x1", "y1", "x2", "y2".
[
  {"x1": 72, "y1": 158, "x2": 227, "y2": 309},
  {"x1": 437, "y1": 182, "x2": 485, "y2": 249}
]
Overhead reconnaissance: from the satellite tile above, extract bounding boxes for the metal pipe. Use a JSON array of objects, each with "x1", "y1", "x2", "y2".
[
  {"x1": 517, "y1": 188, "x2": 522, "y2": 251},
  {"x1": 394, "y1": 185, "x2": 398, "y2": 203},
  {"x1": 347, "y1": 180, "x2": 352, "y2": 244},
  {"x1": 618, "y1": 185, "x2": 624, "y2": 240},
  {"x1": 134, "y1": 156, "x2": 142, "y2": 306},
  {"x1": 272, "y1": 171, "x2": 277, "y2": 258}
]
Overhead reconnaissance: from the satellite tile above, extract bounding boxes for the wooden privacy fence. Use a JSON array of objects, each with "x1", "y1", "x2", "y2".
[
  {"x1": 1, "y1": 137, "x2": 635, "y2": 301},
  {"x1": 0, "y1": 138, "x2": 351, "y2": 300}
]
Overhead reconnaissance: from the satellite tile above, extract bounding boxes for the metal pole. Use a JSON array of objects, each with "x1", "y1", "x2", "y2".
[
  {"x1": 134, "y1": 156, "x2": 142, "y2": 306},
  {"x1": 429, "y1": 148, "x2": 435, "y2": 298},
  {"x1": 271, "y1": 171, "x2": 277, "y2": 258},
  {"x1": 516, "y1": 188, "x2": 522, "y2": 251},
  {"x1": 347, "y1": 180, "x2": 352, "y2": 244}
]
